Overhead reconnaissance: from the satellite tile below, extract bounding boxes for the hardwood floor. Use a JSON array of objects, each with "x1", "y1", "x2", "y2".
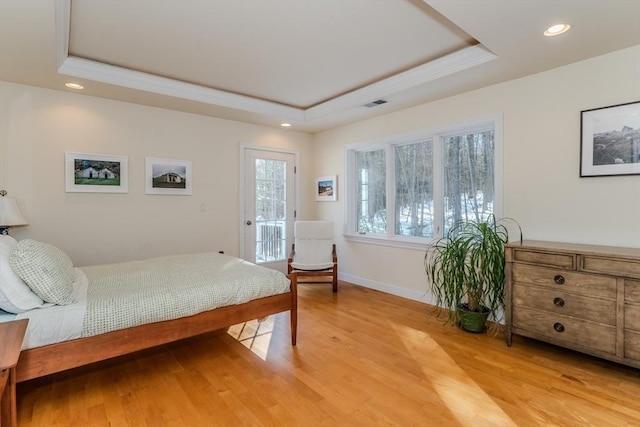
[{"x1": 17, "y1": 281, "x2": 640, "y2": 426}]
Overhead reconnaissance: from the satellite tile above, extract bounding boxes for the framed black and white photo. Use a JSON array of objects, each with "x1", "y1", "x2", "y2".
[
  {"x1": 316, "y1": 175, "x2": 337, "y2": 201},
  {"x1": 580, "y1": 101, "x2": 640, "y2": 177},
  {"x1": 145, "y1": 157, "x2": 192, "y2": 195},
  {"x1": 65, "y1": 152, "x2": 128, "y2": 193}
]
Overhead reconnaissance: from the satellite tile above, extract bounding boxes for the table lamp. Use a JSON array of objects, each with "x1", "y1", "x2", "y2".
[{"x1": 0, "y1": 190, "x2": 28, "y2": 235}]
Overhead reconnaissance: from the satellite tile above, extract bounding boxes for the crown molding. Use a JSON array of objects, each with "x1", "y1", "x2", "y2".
[
  {"x1": 58, "y1": 56, "x2": 306, "y2": 120},
  {"x1": 55, "y1": 0, "x2": 70, "y2": 69},
  {"x1": 55, "y1": 0, "x2": 497, "y2": 124}
]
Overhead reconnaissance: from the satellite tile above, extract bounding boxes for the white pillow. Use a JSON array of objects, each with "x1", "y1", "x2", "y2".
[
  {"x1": 0, "y1": 235, "x2": 45, "y2": 313},
  {"x1": 9, "y1": 239, "x2": 75, "y2": 305}
]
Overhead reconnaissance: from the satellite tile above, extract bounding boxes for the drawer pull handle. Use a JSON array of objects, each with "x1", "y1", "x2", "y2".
[
  {"x1": 553, "y1": 322, "x2": 565, "y2": 333},
  {"x1": 553, "y1": 297, "x2": 565, "y2": 307},
  {"x1": 554, "y1": 275, "x2": 565, "y2": 285}
]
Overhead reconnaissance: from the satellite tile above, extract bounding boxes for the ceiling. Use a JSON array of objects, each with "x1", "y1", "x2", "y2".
[{"x1": 1, "y1": 0, "x2": 639, "y2": 134}]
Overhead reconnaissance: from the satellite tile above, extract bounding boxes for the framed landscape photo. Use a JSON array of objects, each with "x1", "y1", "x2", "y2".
[
  {"x1": 580, "y1": 101, "x2": 640, "y2": 177},
  {"x1": 65, "y1": 152, "x2": 128, "y2": 193},
  {"x1": 316, "y1": 175, "x2": 337, "y2": 201},
  {"x1": 145, "y1": 157, "x2": 192, "y2": 195}
]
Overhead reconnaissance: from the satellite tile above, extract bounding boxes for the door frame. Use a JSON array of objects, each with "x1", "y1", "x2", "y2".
[{"x1": 239, "y1": 144, "x2": 300, "y2": 266}]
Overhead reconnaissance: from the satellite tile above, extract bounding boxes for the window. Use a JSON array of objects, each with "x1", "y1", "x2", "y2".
[
  {"x1": 442, "y1": 130, "x2": 495, "y2": 235},
  {"x1": 356, "y1": 149, "x2": 386, "y2": 234},
  {"x1": 394, "y1": 140, "x2": 434, "y2": 237},
  {"x1": 346, "y1": 115, "x2": 502, "y2": 247},
  {"x1": 254, "y1": 158, "x2": 287, "y2": 262}
]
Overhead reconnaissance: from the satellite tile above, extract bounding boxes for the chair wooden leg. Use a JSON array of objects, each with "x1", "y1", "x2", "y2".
[
  {"x1": 289, "y1": 273, "x2": 298, "y2": 346},
  {"x1": 332, "y1": 268, "x2": 338, "y2": 293}
]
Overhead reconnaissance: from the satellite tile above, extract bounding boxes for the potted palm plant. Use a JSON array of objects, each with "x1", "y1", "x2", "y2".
[{"x1": 424, "y1": 215, "x2": 522, "y2": 333}]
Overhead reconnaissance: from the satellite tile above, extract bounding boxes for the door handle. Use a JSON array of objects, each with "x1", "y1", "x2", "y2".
[{"x1": 246, "y1": 220, "x2": 252, "y2": 225}]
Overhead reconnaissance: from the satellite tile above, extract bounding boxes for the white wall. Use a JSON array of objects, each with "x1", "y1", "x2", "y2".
[
  {"x1": 311, "y1": 45, "x2": 640, "y2": 302},
  {"x1": 0, "y1": 82, "x2": 313, "y2": 266},
  {"x1": 1, "y1": 46, "x2": 638, "y2": 299}
]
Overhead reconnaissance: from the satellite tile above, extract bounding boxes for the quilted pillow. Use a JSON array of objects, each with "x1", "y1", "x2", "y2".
[
  {"x1": 0, "y1": 235, "x2": 46, "y2": 313},
  {"x1": 9, "y1": 239, "x2": 75, "y2": 305}
]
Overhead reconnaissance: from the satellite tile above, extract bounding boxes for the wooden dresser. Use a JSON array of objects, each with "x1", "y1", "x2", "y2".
[{"x1": 505, "y1": 240, "x2": 640, "y2": 369}]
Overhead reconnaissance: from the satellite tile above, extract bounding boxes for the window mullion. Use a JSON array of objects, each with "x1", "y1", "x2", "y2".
[
  {"x1": 386, "y1": 144, "x2": 395, "y2": 239},
  {"x1": 345, "y1": 149, "x2": 356, "y2": 234},
  {"x1": 432, "y1": 134, "x2": 444, "y2": 238}
]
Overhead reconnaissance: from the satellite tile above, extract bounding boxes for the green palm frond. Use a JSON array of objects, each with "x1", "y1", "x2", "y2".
[{"x1": 425, "y1": 215, "x2": 522, "y2": 332}]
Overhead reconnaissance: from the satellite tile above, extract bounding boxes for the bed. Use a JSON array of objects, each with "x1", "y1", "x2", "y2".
[{"x1": 0, "y1": 236, "x2": 297, "y2": 383}]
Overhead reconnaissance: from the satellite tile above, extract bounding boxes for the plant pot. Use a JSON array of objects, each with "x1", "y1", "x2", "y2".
[{"x1": 457, "y1": 304, "x2": 490, "y2": 333}]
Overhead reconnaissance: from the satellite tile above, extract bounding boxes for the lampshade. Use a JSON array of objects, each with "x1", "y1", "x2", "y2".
[{"x1": 0, "y1": 196, "x2": 28, "y2": 227}]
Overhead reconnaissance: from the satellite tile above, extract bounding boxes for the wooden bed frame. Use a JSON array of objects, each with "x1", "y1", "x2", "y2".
[{"x1": 16, "y1": 280, "x2": 297, "y2": 382}]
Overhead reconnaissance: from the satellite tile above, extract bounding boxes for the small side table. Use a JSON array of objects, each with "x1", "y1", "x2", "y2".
[{"x1": 0, "y1": 319, "x2": 28, "y2": 427}]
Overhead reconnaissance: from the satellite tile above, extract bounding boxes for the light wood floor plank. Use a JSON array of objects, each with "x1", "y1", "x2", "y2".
[{"x1": 17, "y1": 281, "x2": 640, "y2": 426}]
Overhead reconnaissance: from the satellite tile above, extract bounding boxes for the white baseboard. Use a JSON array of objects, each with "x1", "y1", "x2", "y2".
[
  {"x1": 338, "y1": 272, "x2": 434, "y2": 305},
  {"x1": 337, "y1": 273, "x2": 506, "y2": 326}
]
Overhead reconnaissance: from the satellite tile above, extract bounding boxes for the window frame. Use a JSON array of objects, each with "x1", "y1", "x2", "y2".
[{"x1": 344, "y1": 114, "x2": 503, "y2": 250}]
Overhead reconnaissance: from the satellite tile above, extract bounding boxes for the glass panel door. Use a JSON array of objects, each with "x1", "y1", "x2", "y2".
[{"x1": 242, "y1": 149, "x2": 295, "y2": 272}]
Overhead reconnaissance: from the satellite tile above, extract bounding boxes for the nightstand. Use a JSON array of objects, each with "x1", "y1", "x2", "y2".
[{"x1": 0, "y1": 319, "x2": 28, "y2": 427}]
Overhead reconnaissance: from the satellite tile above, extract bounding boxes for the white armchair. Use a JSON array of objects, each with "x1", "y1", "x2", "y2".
[{"x1": 287, "y1": 221, "x2": 338, "y2": 292}]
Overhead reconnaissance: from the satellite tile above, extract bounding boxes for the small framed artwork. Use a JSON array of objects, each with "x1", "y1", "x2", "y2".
[
  {"x1": 145, "y1": 157, "x2": 192, "y2": 195},
  {"x1": 580, "y1": 101, "x2": 640, "y2": 177},
  {"x1": 316, "y1": 175, "x2": 337, "y2": 201},
  {"x1": 65, "y1": 152, "x2": 128, "y2": 193}
]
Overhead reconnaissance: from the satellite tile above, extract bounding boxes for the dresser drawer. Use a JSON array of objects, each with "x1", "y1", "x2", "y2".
[
  {"x1": 625, "y1": 330, "x2": 640, "y2": 362},
  {"x1": 512, "y1": 306, "x2": 616, "y2": 354},
  {"x1": 511, "y1": 249, "x2": 575, "y2": 269},
  {"x1": 626, "y1": 280, "x2": 640, "y2": 303},
  {"x1": 625, "y1": 302, "x2": 640, "y2": 332},
  {"x1": 512, "y1": 264, "x2": 616, "y2": 299},
  {"x1": 513, "y1": 284, "x2": 616, "y2": 325},
  {"x1": 582, "y1": 255, "x2": 640, "y2": 279}
]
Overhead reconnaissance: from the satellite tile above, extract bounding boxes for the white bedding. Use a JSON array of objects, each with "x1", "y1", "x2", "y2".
[
  {"x1": 15, "y1": 253, "x2": 290, "y2": 350},
  {"x1": 16, "y1": 268, "x2": 88, "y2": 349},
  {"x1": 0, "y1": 310, "x2": 17, "y2": 322}
]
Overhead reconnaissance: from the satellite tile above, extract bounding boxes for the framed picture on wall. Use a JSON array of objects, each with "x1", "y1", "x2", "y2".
[
  {"x1": 316, "y1": 175, "x2": 337, "y2": 201},
  {"x1": 580, "y1": 101, "x2": 640, "y2": 177},
  {"x1": 145, "y1": 157, "x2": 193, "y2": 195},
  {"x1": 65, "y1": 152, "x2": 128, "y2": 193}
]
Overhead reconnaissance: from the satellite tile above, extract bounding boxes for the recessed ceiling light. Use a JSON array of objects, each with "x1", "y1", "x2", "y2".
[
  {"x1": 544, "y1": 24, "x2": 571, "y2": 37},
  {"x1": 65, "y1": 82, "x2": 84, "y2": 90},
  {"x1": 280, "y1": 123, "x2": 291, "y2": 127}
]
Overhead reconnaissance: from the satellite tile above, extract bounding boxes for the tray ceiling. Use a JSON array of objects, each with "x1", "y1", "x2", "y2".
[{"x1": 1, "y1": 0, "x2": 639, "y2": 133}]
